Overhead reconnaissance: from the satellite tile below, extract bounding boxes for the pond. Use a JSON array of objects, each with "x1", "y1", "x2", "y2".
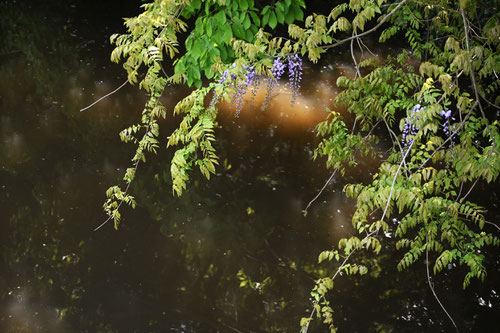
[{"x1": 1, "y1": 1, "x2": 499, "y2": 332}]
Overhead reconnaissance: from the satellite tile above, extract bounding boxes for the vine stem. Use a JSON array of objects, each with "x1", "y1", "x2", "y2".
[
  {"x1": 93, "y1": 4, "x2": 187, "y2": 230},
  {"x1": 302, "y1": 169, "x2": 337, "y2": 217},
  {"x1": 94, "y1": 82, "x2": 167, "y2": 231},
  {"x1": 381, "y1": 139, "x2": 414, "y2": 222},
  {"x1": 425, "y1": 233, "x2": 460, "y2": 332},
  {"x1": 460, "y1": 7, "x2": 495, "y2": 148},
  {"x1": 93, "y1": 158, "x2": 140, "y2": 231},
  {"x1": 350, "y1": 32, "x2": 361, "y2": 78},
  {"x1": 80, "y1": 79, "x2": 129, "y2": 112}
]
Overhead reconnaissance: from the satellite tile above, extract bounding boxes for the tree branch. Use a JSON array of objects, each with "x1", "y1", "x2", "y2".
[
  {"x1": 460, "y1": 7, "x2": 496, "y2": 149},
  {"x1": 322, "y1": 0, "x2": 408, "y2": 51}
]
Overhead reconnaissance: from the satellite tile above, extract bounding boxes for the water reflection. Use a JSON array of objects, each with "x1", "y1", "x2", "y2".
[{"x1": 1, "y1": 2, "x2": 499, "y2": 332}]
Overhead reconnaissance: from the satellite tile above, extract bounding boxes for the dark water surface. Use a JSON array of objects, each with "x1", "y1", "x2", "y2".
[{"x1": 1, "y1": 1, "x2": 499, "y2": 332}]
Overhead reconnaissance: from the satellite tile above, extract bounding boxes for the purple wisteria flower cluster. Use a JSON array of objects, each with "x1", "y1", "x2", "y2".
[
  {"x1": 440, "y1": 110, "x2": 455, "y2": 136},
  {"x1": 210, "y1": 54, "x2": 304, "y2": 116},
  {"x1": 288, "y1": 54, "x2": 303, "y2": 105},
  {"x1": 402, "y1": 104, "x2": 424, "y2": 146},
  {"x1": 440, "y1": 109, "x2": 456, "y2": 149},
  {"x1": 263, "y1": 57, "x2": 287, "y2": 109}
]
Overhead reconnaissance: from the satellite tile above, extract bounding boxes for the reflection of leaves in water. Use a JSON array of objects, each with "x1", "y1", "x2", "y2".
[
  {"x1": 0, "y1": 1, "x2": 79, "y2": 96},
  {"x1": 4, "y1": 205, "x2": 83, "y2": 332}
]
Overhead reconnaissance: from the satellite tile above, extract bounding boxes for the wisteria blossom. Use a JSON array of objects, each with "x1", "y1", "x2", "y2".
[
  {"x1": 263, "y1": 57, "x2": 287, "y2": 109},
  {"x1": 288, "y1": 54, "x2": 303, "y2": 105},
  {"x1": 440, "y1": 109, "x2": 455, "y2": 136},
  {"x1": 402, "y1": 104, "x2": 424, "y2": 146},
  {"x1": 210, "y1": 54, "x2": 304, "y2": 116}
]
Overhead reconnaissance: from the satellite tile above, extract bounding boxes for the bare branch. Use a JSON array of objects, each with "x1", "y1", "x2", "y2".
[{"x1": 80, "y1": 79, "x2": 129, "y2": 112}]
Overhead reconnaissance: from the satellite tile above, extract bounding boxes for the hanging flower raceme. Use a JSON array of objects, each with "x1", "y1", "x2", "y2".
[
  {"x1": 263, "y1": 57, "x2": 286, "y2": 109},
  {"x1": 210, "y1": 54, "x2": 304, "y2": 115},
  {"x1": 440, "y1": 109, "x2": 456, "y2": 148},
  {"x1": 233, "y1": 65, "x2": 259, "y2": 116},
  {"x1": 288, "y1": 54, "x2": 303, "y2": 105},
  {"x1": 402, "y1": 104, "x2": 424, "y2": 146},
  {"x1": 440, "y1": 109, "x2": 455, "y2": 136}
]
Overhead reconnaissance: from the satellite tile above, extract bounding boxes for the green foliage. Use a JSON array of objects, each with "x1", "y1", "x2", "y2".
[
  {"x1": 101, "y1": 0, "x2": 500, "y2": 331},
  {"x1": 174, "y1": 0, "x2": 305, "y2": 87},
  {"x1": 313, "y1": 111, "x2": 367, "y2": 174}
]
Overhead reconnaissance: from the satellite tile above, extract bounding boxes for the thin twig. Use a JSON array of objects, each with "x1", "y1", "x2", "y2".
[
  {"x1": 93, "y1": 4, "x2": 187, "y2": 230},
  {"x1": 460, "y1": 177, "x2": 480, "y2": 201},
  {"x1": 158, "y1": 5, "x2": 185, "y2": 37},
  {"x1": 425, "y1": 233, "x2": 460, "y2": 332},
  {"x1": 303, "y1": 229, "x2": 379, "y2": 332},
  {"x1": 304, "y1": 133, "x2": 412, "y2": 332},
  {"x1": 350, "y1": 34, "x2": 361, "y2": 78},
  {"x1": 303, "y1": 169, "x2": 337, "y2": 217},
  {"x1": 80, "y1": 79, "x2": 129, "y2": 112},
  {"x1": 357, "y1": 37, "x2": 377, "y2": 58},
  {"x1": 94, "y1": 82, "x2": 167, "y2": 231},
  {"x1": 480, "y1": 94, "x2": 500, "y2": 110},
  {"x1": 381, "y1": 139, "x2": 414, "y2": 222},
  {"x1": 484, "y1": 220, "x2": 500, "y2": 232},
  {"x1": 381, "y1": 116, "x2": 409, "y2": 178},
  {"x1": 459, "y1": 216, "x2": 500, "y2": 232},
  {"x1": 221, "y1": 322, "x2": 245, "y2": 333}
]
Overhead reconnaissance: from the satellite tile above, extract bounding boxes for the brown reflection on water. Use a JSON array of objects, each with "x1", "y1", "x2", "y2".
[{"x1": 216, "y1": 65, "x2": 350, "y2": 133}]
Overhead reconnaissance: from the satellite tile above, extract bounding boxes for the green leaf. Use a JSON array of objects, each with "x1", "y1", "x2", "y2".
[
  {"x1": 206, "y1": 20, "x2": 213, "y2": 37},
  {"x1": 276, "y1": 2, "x2": 285, "y2": 12},
  {"x1": 275, "y1": 8, "x2": 285, "y2": 24},
  {"x1": 233, "y1": 22, "x2": 246, "y2": 39},
  {"x1": 245, "y1": 29, "x2": 254, "y2": 41},
  {"x1": 285, "y1": 8, "x2": 295, "y2": 24},
  {"x1": 238, "y1": 0, "x2": 248, "y2": 11},
  {"x1": 249, "y1": 11, "x2": 260, "y2": 26},
  {"x1": 263, "y1": 11, "x2": 270, "y2": 26},
  {"x1": 291, "y1": 4, "x2": 303, "y2": 21},
  {"x1": 215, "y1": 11, "x2": 226, "y2": 25},
  {"x1": 191, "y1": 41, "x2": 202, "y2": 59},
  {"x1": 243, "y1": 14, "x2": 251, "y2": 30},
  {"x1": 222, "y1": 28, "x2": 233, "y2": 43},
  {"x1": 268, "y1": 11, "x2": 277, "y2": 29}
]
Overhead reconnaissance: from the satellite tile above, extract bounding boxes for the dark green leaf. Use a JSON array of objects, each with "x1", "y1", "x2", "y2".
[
  {"x1": 243, "y1": 13, "x2": 251, "y2": 30},
  {"x1": 250, "y1": 11, "x2": 260, "y2": 26},
  {"x1": 238, "y1": 0, "x2": 248, "y2": 11},
  {"x1": 275, "y1": 8, "x2": 285, "y2": 24},
  {"x1": 269, "y1": 11, "x2": 277, "y2": 29}
]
